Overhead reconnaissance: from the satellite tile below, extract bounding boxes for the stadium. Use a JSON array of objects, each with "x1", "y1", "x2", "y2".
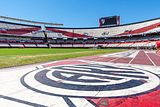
[
  {"x1": 0, "y1": 15, "x2": 160, "y2": 107},
  {"x1": 0, "y1": 16, "x2": 160, "y2": 49},
  {"x1": 0, "y1": 1, "x2": 160, "y2": 106}
]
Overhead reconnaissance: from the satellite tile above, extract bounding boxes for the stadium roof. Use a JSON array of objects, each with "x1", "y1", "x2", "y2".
[{"x1": 0, "y1": 16, "x2": 63, "y2": 26}]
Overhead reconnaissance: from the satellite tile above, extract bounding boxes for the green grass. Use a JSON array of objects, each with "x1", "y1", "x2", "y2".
[{"x1": 0, "y1": 48, "x2": 124, "y2": 68}]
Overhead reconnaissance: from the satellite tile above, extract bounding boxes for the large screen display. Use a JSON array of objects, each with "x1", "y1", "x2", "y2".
[{"x1": 99, "y1": 16, "x2": 120, "y2": 27}]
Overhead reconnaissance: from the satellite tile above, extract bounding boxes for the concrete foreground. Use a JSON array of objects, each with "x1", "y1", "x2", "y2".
[{"x1": 0, "y1": 50, "x2": 160, "y2": 107}]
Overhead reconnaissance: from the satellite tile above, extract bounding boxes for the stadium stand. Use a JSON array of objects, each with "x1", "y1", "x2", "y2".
[
  {"x1": 0, "y1": 17, "x2": 160, "y2": 48},
  {"x1": 0, "y1": 21, "x2": 41, "y2": 36}
]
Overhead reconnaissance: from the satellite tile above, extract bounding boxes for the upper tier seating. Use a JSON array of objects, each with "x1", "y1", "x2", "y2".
[{"x1": 0, "y1": 18, "x2": 160, "y2": 48}]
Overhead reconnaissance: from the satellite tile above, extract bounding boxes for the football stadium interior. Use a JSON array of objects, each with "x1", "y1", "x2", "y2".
[
  {"x1": 1, "y1": 15, "x2": 160, "y2": 107},
  {"x1": 0, "y1": 16, "x2": 160, "y2": 49}
]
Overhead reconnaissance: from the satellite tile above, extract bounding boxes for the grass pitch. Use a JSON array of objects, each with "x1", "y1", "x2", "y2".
[{"x1": 0, "y1": 48, "x2": 124, "y2": 68}]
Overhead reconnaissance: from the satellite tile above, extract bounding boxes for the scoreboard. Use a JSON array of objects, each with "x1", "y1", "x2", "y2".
[{"x1": 99, "y1": 16, "x2": 120, "y2": 27}]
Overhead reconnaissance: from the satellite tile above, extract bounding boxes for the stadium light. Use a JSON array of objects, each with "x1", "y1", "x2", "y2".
[
  {"x1": 73, "y1": 38, "x2": 78, "y2": 40},
  {"x1": 142, "y1": 33, "x2": 146, "y2": 36}
]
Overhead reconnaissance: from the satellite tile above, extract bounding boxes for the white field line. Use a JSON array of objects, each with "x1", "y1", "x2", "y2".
[
  {"x1": 129, "y1": 51, "x2": 140, "y2": 64},
  {"x1": 145, "y1": 53, "x2": 156, "y2": 66},
  {"x1": 108, "y1": 57, "x2": 121, "y2": 62}
]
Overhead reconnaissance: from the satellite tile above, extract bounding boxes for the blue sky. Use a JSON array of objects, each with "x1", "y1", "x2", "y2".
[{"x1": 0, "y1": 0, "x2": 160, "y2": 27}]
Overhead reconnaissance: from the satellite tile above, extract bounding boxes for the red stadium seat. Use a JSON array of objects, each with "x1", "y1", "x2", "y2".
[
  {"x1": 156, "y1": 41, "x2": 160, "y2": 55},
  {"x1": 156, "y1": 41, "x2": 160, "y2": 48}
]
